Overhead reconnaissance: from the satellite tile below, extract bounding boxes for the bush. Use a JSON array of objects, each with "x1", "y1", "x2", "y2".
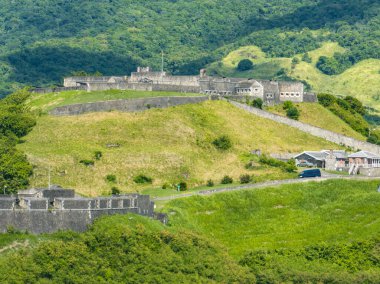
[
  {"x1": 237, "y1": 59, "x2": 254, "y2": 71},
  {"x1": 79, "y1": 159, "x2": 94, "y2": 167},
  {"x1": 207, "y1": 179, "x2": 214, "y2": 187},
  {"x1": 252, "y1": 98, "x2": 263, "y2": 109},
  {"x1": 162, "y1": 183, "x2": 170, "y2": 189},
  {"x1": 221, "y1": 175, "x2": 233, "y2": 184},
  {"x1": 94, "y1": 151, "x2": 103, "y2": 160},
  {"x1": 111, "y1": 187, "x2": 120, "y2": 195},
  {"x1": 286, "y1": 107, "x2": 300, "y2": 120},
  {"x1": 133, "y1": 174, "x2": 153, "y2": 184},
  {"x1": 245, "y1": 161, "x2": 255, "y2": 170},
  {"x1": 302, "y1": 52, "x2": 312, "y2": 63},
  {"x1": 259, "y1": 155, "x2": 297, "y2": 173},
  {"x1": 283, "y1": 101, "x2": 294, "y2": 110},
  {"x1": 105, "y1": 174, "x2": 117, "y2": 183},
  {"x1": 240, "y1": 174, "x2": 252, "y2": 184},
  {"x1": 212, "y1": 135, "x2": 232, "y2": 150},
  {"x1": 317, "y1": 93, "x2": 336, "y2": 107},
  {"x1": 178, "y1": 182, "x2": 187, "y2": 191}
]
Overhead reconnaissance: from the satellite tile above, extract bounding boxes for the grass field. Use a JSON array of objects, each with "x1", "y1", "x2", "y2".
[
  {"x1": 19, "y1": 100, "x2": 340, "y2": 196},
  {"x1": 164, "y1": 179, "x2": 380, "y2": 258},
  {"x1": 211, "y1": 42, "x2": 380, "y2": 111},
  {"x1": 266, "y1": 103, "x2": 366, "y2": 140},
  {"x1": 27, "y1": 89, "x2": 201, "y2": 112}
]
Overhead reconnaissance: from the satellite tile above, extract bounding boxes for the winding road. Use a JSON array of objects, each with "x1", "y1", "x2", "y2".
[{"x1": 152, "y1": 175, "x2": 380, "y2": 202}]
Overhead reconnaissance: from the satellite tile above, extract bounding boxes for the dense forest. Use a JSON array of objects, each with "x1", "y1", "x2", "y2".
[{"x1": 0, "y1": 0, "x2": 379, "y2": 96}]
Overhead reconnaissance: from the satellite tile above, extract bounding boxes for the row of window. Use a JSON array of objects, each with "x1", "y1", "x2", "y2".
[{"x1": 280, "y1": 92, "x2": 301, "y2": 97}]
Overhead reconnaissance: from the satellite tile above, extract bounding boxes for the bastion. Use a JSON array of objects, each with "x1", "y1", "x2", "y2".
[{"x1": 0, "y1": 186, "x2": 155, "y2": 234}]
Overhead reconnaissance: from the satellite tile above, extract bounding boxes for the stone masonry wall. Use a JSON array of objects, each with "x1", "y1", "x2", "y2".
[
  {"x1": 230, "y1": 101, "x2": 380, "y2": 155},
  {"x1": 50, "y1": 96, "x2": 211, "y2": 116}
]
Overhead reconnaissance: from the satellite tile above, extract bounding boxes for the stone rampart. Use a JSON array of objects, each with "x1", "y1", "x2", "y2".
[
  {"x1": 49, "y1": 96, "x2": 211, "y2": 116},
  {"x1": 31, "y1": 86, "x2": 86, "y2": 94},
  {"x1": 0, "y1": 194, "x2": 154, "y2": 234},
  {"x1": 230, "y1": 101, "x2": 380, "y2": 154}
]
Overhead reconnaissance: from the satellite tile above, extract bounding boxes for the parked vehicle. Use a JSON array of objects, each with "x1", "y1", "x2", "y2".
[
  {"x1": 297, "y1": 161, "x2": 314, "y2": 167},
  {"x1": 298, "y1": 169, "x2": 321, "y2": 178}
]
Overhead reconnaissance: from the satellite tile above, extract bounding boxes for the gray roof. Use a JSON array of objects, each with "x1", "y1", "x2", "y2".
[
  {"x1": 348, "y1": 151, "x2": 380, "y2": 159},
  {"x1": 257, "y1": 80, "x2": 279, "y2": 94},
  {"x1": 321, "y1": 150, "x2": 348, "y2": 159},
  {"x1": 294, "y1": 150, "x2": 347, "y2": 161}
]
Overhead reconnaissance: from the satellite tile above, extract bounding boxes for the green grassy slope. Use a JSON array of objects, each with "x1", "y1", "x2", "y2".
[
  {"x1": 164, "y1": 179, "x2": 380, "y2": 258},
  {"x1": 19, "y1": 100, "x2": 340, "y2": 196},
  {"x1": 210, "y1": 42, "x2": 380, "y2": 110},
  {"x1": 27, "y1": 89, "x2": 200, "y2": 112},
  {"x1": 0, "y1": 214, "x2": 254, "y2": 283},
  {"x1": 266, "y1": 103, "x2": 366, "y2": 140}
]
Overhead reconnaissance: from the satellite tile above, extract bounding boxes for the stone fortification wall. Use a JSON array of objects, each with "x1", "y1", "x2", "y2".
[
  {"x1": 230, "y1": 101, "x2": 380, "y2": 155},
  {"x1": 151, "y1": 84, "x2": 200, "y2": 93},
  {"x1": 64, "y1": 76, "x2": 126, "y2": 87},
  {"x1": 0, "y1": 194, "x2": 154, "y2": 234},
  {"x1": 31, "y1": 86, "x2": 86, "y2": 94},
  {"x1": 49, "y1": 96, "x2": 210, "y2": 116}
]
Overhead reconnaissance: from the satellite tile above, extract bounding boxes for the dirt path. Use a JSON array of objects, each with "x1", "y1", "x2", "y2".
[{"x1": 153, "y1": 176, "x2": 380, "y2": 201}]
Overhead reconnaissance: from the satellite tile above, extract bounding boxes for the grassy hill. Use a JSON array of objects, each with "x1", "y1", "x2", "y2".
[
  {"x1": 0, "y1": 214, "x2": 254, "y2": 283},
  {"x1": 266, "y1": 103, "x2": 366, "y2": 140},
  {"x1": 2, "y1": 179, "x2": 380, "y2": 282},
  {"x1": 27, "y1": 89, "x2": 201, "y2": 112},
  {"x1": 164, "y1": 179, "x2": 380, "y2": 258},
  {"x1": 210, "y1": 42, "x2": 380, "y2": 110},
  {"x1": 19, "y1": 99, "x2": 342, "y2": 196}
]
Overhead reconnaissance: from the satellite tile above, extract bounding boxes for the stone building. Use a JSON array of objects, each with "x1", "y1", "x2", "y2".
[
  {"x1": 0, "y1": 186, "x2": 155, "y2": 234},
  {"x1": 294, "y1": 150, "x2": 347, "y2": 169},
  {"x1": 62, "y1": 67, "x2": 316, "y2": 105}
]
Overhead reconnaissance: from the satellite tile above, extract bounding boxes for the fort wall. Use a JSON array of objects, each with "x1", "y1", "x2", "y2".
[
  {"x1": 230, "y1": 101, "x2": 380, "y2": 155},
  {"x1": 0, "y1": 194, "x2": 154, "y2": 234},
  {"x1": 49, "y1": 96, "x2": 211, "y2": 116}
]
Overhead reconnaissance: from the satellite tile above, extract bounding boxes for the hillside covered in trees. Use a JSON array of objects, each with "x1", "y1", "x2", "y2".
[{"x1": 0, "y1": 0, "x2": 378, "y2": 96}]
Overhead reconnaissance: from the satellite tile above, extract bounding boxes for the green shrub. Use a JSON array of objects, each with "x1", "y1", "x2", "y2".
[
  {"x1": 237, "y1": 59, "x2": 253, "y2": 71},
  {"x1": 251, "y1": 98, "x2": 263, "y2": 109},
  {"x1": 111, "y1": 187, "x2": 120, "y2": 195},
  {"x1": 239, "y1": 174, "x2": 252, "y2": 184},
  {"x1": 178, "y1": 182, "x2": 187, "y2": 191},
  {"x1": 221, "y1": 175, "x2": 233, "y2": 184},
  {"x1": 317, "y1": 93, "x2": 336, "y2": 107},
  {"x1": 133, "y1": 174, "x2": 153, "y2": 184},
  {"x1": 283, "y1": 101, "x2": 294, "y2": 110},
  {"x1": 162, "y1": 183, "x2": 170, "y2": 189},
  {"x1": 207, "y1": 179, "x2": 214, "y2": 187},
  {"x1": 286, "y1": 106, "x2": 300, "y2": 120},
  {"x1": 212, "y1": 135, "x2": 232, "y2": 150},
  {"x1": 105, "y1": 174, "x2": 117, "y2": 183},
  {"x1": 302, "y1": 52, "x2": 312, "y2": 63},
  {"x1": 79, "y1": 159, "x2": 94, "y2": 167},
  {"x1": 259, "y1": 155, "x2": 297, "y2": 173},
  {"x1": 94, "y1": 151, "x2": 103, "y2": 160},
  {"x1": 245, "y1": 161, "x2": 255, "y2": 170}
]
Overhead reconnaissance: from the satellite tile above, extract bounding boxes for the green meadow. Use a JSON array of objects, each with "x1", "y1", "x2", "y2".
[{"x1": 164, "y1": 179, "x2": 380, "y2": 258}]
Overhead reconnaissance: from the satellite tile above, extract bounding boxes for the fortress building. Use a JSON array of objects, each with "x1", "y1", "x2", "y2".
[
  {"x1": 60, "y1": 67, "x2": 317, "y2": 105},
  {"x1": 0, "y1": 186, "x2": 155, "y2": 234}
]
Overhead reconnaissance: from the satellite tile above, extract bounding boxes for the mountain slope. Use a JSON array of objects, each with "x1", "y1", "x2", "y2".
[
  {"x1": 0, "y1": 0, "x2": 378, "y2": 96},
  {"x1": 19, "y1": 100, "x2": 342, "y2": 196}
]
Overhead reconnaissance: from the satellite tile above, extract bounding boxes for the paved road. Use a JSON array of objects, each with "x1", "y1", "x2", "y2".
[{"x1": 152, "y1": 175, "x2": 380, "y2": 202}]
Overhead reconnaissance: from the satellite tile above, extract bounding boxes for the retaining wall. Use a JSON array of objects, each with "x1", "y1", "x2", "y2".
[
  {"x1": 230, "y1": 101, "x2": 380, "y2": 154},
  {"x1": 50, "y1": 96, "x2": 211, "y2": 116}
]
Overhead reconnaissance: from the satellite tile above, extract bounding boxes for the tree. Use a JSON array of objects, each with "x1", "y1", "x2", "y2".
[
  {"x1": 237, "y1": 59, "x2": 253, "y2": 71},
  {"x1": 287, "y1": 107, "x2": 300, "y2": 120},
  {"x1": 302, "y1": 53, "x2": 312, "y2": 63},
  {"x1": 252, "y1": 98, "x2": 263, "y2": 109}
]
